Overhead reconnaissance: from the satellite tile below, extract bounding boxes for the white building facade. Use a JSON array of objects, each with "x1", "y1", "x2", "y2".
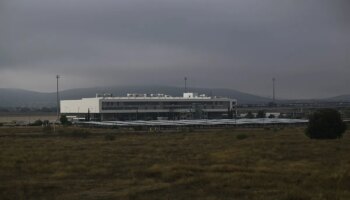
[{"x1": 60, "y1": 93, "x2": 237, "y2": 121}]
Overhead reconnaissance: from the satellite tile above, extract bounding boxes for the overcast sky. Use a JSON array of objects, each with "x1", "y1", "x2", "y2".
[{"x1": 1, "y1": 0, "x2": 349, "y2": 99}]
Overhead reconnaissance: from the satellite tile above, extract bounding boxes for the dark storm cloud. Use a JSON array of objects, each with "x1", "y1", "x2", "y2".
[{"x1": 1, "y1": 0, "x2": 349, "y2": 98}]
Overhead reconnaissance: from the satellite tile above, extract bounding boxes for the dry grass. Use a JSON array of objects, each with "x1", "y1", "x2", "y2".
[
  {"x1": 0, "y1": 126, "x2": 349, "y2": 199},
  {"x1": 0, "y1": 114, "x2": 56, "y2": 123}
]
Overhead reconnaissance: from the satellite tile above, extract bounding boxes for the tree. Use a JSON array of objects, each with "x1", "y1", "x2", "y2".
[
  {"x1": 60, "y1": 115, "x2": 69, "y2": 125},
  {"x1": 306, "y1": 109, "x2": 347, "y2": 139},
  {"x1": 268, "y1": 114, "x2": 275, "y2": 119},
  {"x1": 256, "y1": 110, "x2": 266, "y2": 118},
  {"x1": 246, "y1": 111, "x2": 254, "y2": 119}
]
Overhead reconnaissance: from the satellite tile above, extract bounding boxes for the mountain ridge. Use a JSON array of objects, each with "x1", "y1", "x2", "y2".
[
  {"x1": 1, "y1": 86, "x2": 349, "y2": 107},
  {"x1": 0, "y1": 86, "x2": 271, "y2": 107}
]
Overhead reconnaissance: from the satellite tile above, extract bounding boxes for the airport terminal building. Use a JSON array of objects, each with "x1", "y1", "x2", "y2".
[{"x1": 60, "y1": 93, "x2": 237, "y2": 121}]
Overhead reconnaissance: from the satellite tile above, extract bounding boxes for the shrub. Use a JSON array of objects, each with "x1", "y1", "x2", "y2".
[
  {"x1": 71, "y1": 130, "x2": 91, "y2": 138},
  {"x1": 31, "y1": 120, "x2": 43, "y2": 126},
  {"x1": 42, "y1": 126, "x2": 53, "y2": 134},
  {"x1": 0, "y1": 123, "x2": 3, "y2": 127},
  {"x1": 268, "y1": 114, "x2": 275, "y2": 118},
  {"x1": 236, "y1": 133, "x2": 248, "y2": 140},
  {"x1": 306, "y1": 109, "x2": 347, "y2": 139},
  {"x1": 104, "y1": 133, "x2": 116, "y2": 141},
  {"x1": 134, "y1": 126, "x2": 144, "y2": 131},
  {"x1": 246, "y1": 112, "x2": 254, "y2": 119},
  {"x1": 59, "y1": 129, "x2": 91, "y2": 138},
  {"x1": 43, "y1": 120, "x2": 50, "y2": 126},
  {"x1": 256, "y1": 110, "x2": 266, "y2": 118},
  {"x1": 60, "y1": 115, "x2": 71, "y2": 126}
]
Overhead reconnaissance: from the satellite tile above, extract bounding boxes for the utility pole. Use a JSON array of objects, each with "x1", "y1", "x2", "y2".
[
  {"x1": 56, "y1": 75, "x2": 60, "y2": 121},
  {"x1": 272, "y1": 77, "x2": 276, "y2": 103},
  {"x1": 235, "y1": 100, "x2": 238, "y2": 126},
  {"x1": 184, "y1": 77, "x2": 187, "y2": 92}
]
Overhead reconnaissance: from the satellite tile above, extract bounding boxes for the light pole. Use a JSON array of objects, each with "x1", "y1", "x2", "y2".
[
  {"x1": 56, "y1": 75, "x2": 60, "y2": 121},
  {"x1": 184, "y1": 77, "x2": 187, "y2": 92},
  {"x1": 235, "y1": 100, "x2": 238, "y2": 127},
  {"x1": 272, "y1": 77, "x2": 276, "y2": 103}
]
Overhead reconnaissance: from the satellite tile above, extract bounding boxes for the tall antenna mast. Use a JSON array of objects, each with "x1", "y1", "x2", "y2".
[
  {"x1": 184, "y1": 77, "x2": 187, "y2": 92},
  {"x1": 56, "y1": 75, "x2": 60, "y2": 120},
  {"x1": 272, "y1": 77, "x2": 276, "y2": 103}
]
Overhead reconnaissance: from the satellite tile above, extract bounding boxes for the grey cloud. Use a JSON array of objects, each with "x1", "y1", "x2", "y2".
[{"x1": 1, "y1": 0, "x2": 350, "y2": 98}]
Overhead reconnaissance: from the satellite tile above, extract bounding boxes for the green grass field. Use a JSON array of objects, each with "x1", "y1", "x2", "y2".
[{"x1": 0, "y1": 126, "x2": 349, "y2": 200}]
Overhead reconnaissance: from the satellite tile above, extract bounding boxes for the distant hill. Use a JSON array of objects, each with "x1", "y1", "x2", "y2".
[
  {"x1": 326, "y1": 94, "x2": 350, "y2": 102},
  {"x1": 0, "y1": 86, "x2": 272, "y2": 107},
  {"x1": 0, "y1": 88, "x2": 56, "y2": 107}
]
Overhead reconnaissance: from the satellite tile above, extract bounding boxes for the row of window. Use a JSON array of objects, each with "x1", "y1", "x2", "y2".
[
  {"x1": 102, "y1": 106, "x2": 230, "y2": 111},
  {"x1": 102, "y1": 101, "x2": 231, "y2": 107},
  {"x1": 102, "y1": 105, "x2": 230, "y2": 111}
]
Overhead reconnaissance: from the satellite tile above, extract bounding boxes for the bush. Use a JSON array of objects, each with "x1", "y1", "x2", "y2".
[
  {"x1": 188, "y1": 127, "x2": 195, "y2": 132},
  {"x1": 246, "y1": 111, "x2": 254, "y2": 119},
  {"x1": 71, "y1": 130, "x2": 91, "y2": 138},
  {"x1": 0, "y1": 123, "x2": 3, "y2": 127},
  {"x1": 31, "y1": 120, "x2": 43, "y2": 126},
  {"x1": 104, "y1": 133, "x2": 116, "y2": 141},
  {"x1": 42, "y1": 126, "x2": 53, "y2": 134},
  {"x1": 268, "y1": 114, "x2": 275, "y2": 119},
  {"x1": 59, "y1": 129, "x2": 91, "y2": 138},
  {"x1": 60, "y1": 115, "x2": 71, "y2": 126},
  {"x1": 134, "y1": 126, "x2": 145, "y2": 131},
  {"x1": 236, "y1": 133, "x2": 248, "y2": 140},
  {"x1": 256, "y1": 110, "x2": 266, "y2": 118},
  {"x1": 306, "y1": 109, "x2": 347, "y2": 139},
  {"x1": 43, "y1": 120, "x2": 50, "y2": 126}
]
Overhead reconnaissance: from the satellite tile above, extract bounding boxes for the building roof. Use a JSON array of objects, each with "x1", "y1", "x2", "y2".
[{"x1": 73, "y1": 92, "x2": 236, "y2": 101}]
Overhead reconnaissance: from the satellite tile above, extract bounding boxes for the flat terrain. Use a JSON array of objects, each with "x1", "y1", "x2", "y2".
[
  {"x1": 0, "y1": 126, "x2": 349, "y2": 200},
  {"x1": 0, "y1": 113, "x2": 56, "y2": 123}
]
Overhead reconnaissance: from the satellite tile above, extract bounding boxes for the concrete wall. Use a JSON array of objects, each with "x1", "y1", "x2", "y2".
[{"x1": 60, "y1": 98, "x2": 100, "y2": 114}]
